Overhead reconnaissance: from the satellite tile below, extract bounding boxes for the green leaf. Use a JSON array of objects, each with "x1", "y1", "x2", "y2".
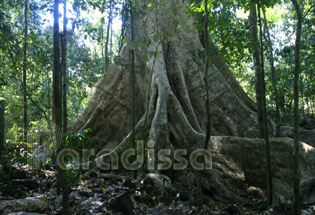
[
  {"x1": 147, "y1": 3, "x2": 152, "y2": 7},
  {"x1": 153, "y1": 33, "x2": 160, "y2": 42}
]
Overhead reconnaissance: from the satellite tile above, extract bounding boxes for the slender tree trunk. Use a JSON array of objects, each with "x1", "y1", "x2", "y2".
[
  {"x1": 110, "y1": 24, "x2": 113, "y2": 56},
  {"x1": 23, "y1": 0, "x2": 29, "y2": 140},
  {"x1": 53, "y1": 0, "x2": 61, "y2": 131},
  {"x1": 258, "y1": 0, "x2": 272, "y2": 205},
  {"x1": 262, "y1": 10, "x2": 281, "y2": 136},
  {"x1": 101, "y1": 17, "x2": 105, "y2": 71},
  {"x1": 300, "y1": 76, "x2": 305, "y2": 115},
  {"x1": 129, "y1": 0, "x2": 136, "y2": 178},
  {"x1": 250, "y1": 0, "x2": 272, "y2": 205},
  {"x1": 53, "y1": 0, "x2": 70, "y2": 214},
  {"x1": 291, "y1": 0, "x2": 302, "y2": 214},
  {"x1": 119, "y1": 2, "x2": 128, "y2": 52},
  {"x1": 61, "y1": 0, "x2": 68, "y2": 133},
  {"x1": 249, "y1": 1, "x2": 264, "y2": 138},
  {"x1": 0, "y1": 99, "x2": 5, "y2": 164},
  {"x1": 203, "y1": 0, "x2": 211, "y2": 165},
  {"x1": 311, "y1": 96, "x2": 314, "y2": 115},
  {"x1": 46, "y1": 36, "x2": 51, "y2": 118},
  {"x1": 52, "y1": 89, "x2": 55, "y2": 123},
  {"x1": 197, "y1": 0, "x2": 212, "y2": 208},
  {"x1": 104, "y1": 0, "x2": 113, "y2": 74}
]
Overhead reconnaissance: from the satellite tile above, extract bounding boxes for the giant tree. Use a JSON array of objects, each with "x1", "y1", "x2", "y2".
[
  {"x1": 70, "y1": 0, "x2": 259, "y2": 197},
  {"x1": 68, "y1": 0, "x2": 315, "y2": 203}
]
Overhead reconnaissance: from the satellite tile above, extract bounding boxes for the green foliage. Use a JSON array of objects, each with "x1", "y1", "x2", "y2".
[
  {"x1": 260, "y1": 0, "x2": 315, "y2": 125},
  {"x1": 187, "y1": 0, "x2": 315, "y2": 125},
  {"x1": 5, "y1": 125, "x2": 28, "y2": 165},
  {"x1": 0, "y1": 0, "x2": 123, "y2": 142},
  {"x1": 63, "y1": 128, "x2": 98, "y2": 151},
  {"x1": 62, "y1": 128, "x2": 97, "y2": 186},
  {"x1": 209, "y1": 199, "x2": 216, "y2": 209}
]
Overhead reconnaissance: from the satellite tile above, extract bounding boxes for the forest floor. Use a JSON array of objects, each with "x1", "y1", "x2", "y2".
[{"x1": 0, "y1": 164, "x2": 314, "y2": 215}]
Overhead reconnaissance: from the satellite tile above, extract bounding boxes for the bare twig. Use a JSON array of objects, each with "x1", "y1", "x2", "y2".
[
  {"x1": 27, "y1": 94, "x2": 49, "y2": 123},
  {"x1": 303, "y1": 2, "x2": 315, "y2": 20}
]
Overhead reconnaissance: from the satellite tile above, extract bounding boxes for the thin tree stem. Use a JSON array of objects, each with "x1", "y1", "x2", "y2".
[
  {"x1": 23, "y1": 0, "x2": 29, "y2": 141},
  {"x1": 291, "y1": 0, "x2": 302, "y2": 214}
]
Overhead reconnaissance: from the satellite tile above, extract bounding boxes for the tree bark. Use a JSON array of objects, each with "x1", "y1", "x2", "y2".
[
  {"x1": 53, "y1": 0, "x2": 70, "y2": 214},
  {"x1": 61, "y1": 0, "x2": 68, "y2": 133},
  {"x1": 23, "y1": 0, "x2": 29, "y2": 140},
  {"x1": 70, "y1": 1, "x2": 259, "y2": 141},
  {"x1": 258, "y1": 0, "x2": 273, "y2": 205},
  {"x1": 250, "y1": 0, "x2": 272, "y2": 204},
  {"x1": 198, "y1": 0, "x2": 212, "y2": 207},
  {"x1": 249, "y1": 0, "x2": 264, "y2": 138},
  {"x1": 262, "y1": 10, "x2": 281, "y2": 137},
  {"x1": 128, "y1": 0, "x2": 137, "y2": 178},
  {"x1": 104, "y1": 0, "x2": 113, "y2": 74},
  {"x1": 0, "y1": 99, "x2": 5, "y2": 164},
  {"x1": 65, "y1": 0, "x2": 315, "y2": 204},
  {"x1": 69, "y1": 0, "x2": 265, "y2": 200},
  {"x1": 291, "y1": 0, "x2": 303, "y2": 214},
  {"x1": 110, "y1": 24, "x2": 113, "y2": 56},
  {"x1": 53, "y1": 1, "x2": 61, "y2": 130},
  {"x1": 101, "y1": 17, "x2": 105, "y2": 71}
]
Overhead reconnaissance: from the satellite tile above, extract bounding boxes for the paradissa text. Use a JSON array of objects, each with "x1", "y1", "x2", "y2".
[{"x1": 56, "y1": 140, "x2": 212, "y2": 171}]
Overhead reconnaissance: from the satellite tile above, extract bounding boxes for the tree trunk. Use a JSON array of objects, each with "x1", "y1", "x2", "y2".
[
  {"x1": 257, "y1": 0, "x2": 273, "y2": 205},
  {"x1": 101, "y1": 17, "x2": 105, "y2": 71},
  {"x1": 69, "y1": 0, "x2": 260, "y2": 198},
  {"x1": 61, "y1": 0, "x2": 68, "y2": 133},
  {"x1": 66, "y1": 0, "x2": 315, "y2": 204},
  {"x1": 53, "y1": 0, "x2": 70, "y2": 214},
  {"x1": 291, "y1": 0, "x2": 303, "y2": 214},
  {"x1": 23, "y1": 0, "x2": 29, "y2": 140},
  {"x1": 196, "y1": 0, "x2": 212, "y2": 207},
  {"x1": 53, "y1": 1, "x2": 61, "y2": 131},
  {"x1": 262, "y1": 10, "x2": 281, "y2": 137},
  {"x1": 104, "y1": 0, "x2": 113, "y2": 74},
  {"x1": 249, "y1": 0, "x2": 264, "y2": 138},
  {"x1": 128, "y1": 0, "x2": 137, "y2": 178},
  {"x1": 110, "y1": 24, "x2": 113, "y2": 57},
  {"x1": 249, "y1": 0, "x2": 273, "y2": 204},
  {"x1": 70, "y1": 0, "x2": 259, "y2": 143},
  {"x1": 0, "y1": 99, "x2": 5, "y2": 164}
]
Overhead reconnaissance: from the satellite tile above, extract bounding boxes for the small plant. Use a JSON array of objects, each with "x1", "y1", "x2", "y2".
[
  {"x1": 5, "y1": 125, "x2": 29, "y2": 165},
  {"x1": 62, "y1": 128, "x2": 98, "y2": 185},
  {"x1": 209, "y1": 200, "x2": 216, "y2": 210},
  {"x1": 63, "y1": 128, "x2": 98, "y2": 152}
]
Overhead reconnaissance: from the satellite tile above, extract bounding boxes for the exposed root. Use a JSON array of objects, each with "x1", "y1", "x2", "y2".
[
  {"x1": 66, "y1": 0, "x2": 274, "y2": 204},
  {"x1": 69, "y1": 66, "x2": 125, "y2": 133}
]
